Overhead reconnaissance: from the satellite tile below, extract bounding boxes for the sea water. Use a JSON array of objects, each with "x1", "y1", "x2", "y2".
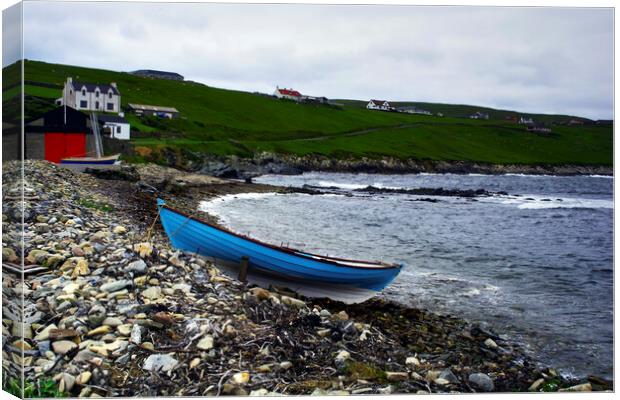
[{"x1": 201, "y1": 172, "x2": 613, "y2": 379}]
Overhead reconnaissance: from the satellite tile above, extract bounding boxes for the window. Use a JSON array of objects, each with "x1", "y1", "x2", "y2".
[
  {"x1": 116, "y1": 126, "x2": 121, "y2": 133},
  {"x1": 109, "y1": 92, "x2": 113, "y2": 99},
  {"x1": 95, "y1": 91, "x2": 99, "y2": 98},
  {"x1": 80, "y1": 100, "x2": 87, "y2": 108},
  {"x1": 95, "y1": 101, "x2": 100, "y2": 109},
  {"x1": 106, "y1": 103, "x2": 114, "y2": 111},
  {"x1": 81, "y1": 89, "x2": 86, "y2": 96}
]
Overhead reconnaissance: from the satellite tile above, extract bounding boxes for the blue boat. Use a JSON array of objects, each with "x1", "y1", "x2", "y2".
[{"x1": 157, "y1": 199, "x2": 402, "y2": 291}]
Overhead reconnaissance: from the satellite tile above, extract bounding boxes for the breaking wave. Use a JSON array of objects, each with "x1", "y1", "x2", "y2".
[{"x1": 492, "y1": 195, "x2": 613, "y2": 210}]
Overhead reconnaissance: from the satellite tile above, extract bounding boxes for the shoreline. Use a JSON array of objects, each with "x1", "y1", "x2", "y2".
[
  {"x1": 2, "y1": 161, "x2": 612, "y2": 396},
  {"x1": 161, "y1": 151, "x2": 614, "y2": 179}
]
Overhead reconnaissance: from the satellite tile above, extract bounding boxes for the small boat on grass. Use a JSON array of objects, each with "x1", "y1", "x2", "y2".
[
  {"x1": 157, "y1": 199, "x2": 402, "y2": 291},
  {"x1": 60, "y1": 154, "x2": 120, "y2": 165}
]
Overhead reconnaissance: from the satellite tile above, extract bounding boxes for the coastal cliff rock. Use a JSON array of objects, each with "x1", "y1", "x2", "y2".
[{"x1": 157, "y1": 150, "x2": 613, "y2": 178}]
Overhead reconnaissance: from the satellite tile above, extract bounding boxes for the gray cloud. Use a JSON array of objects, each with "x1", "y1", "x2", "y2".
[
  {"x1": 3, "y1": 2, "x2": 22, "y2": 67},
  {"x1": 20, "y1": 2, "x2": 613, "y2": 119}
]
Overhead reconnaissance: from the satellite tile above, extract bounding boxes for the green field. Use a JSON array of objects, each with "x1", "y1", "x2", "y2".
[{"x1": 2, "y1": 60, "x2": 613, "y2": 165}]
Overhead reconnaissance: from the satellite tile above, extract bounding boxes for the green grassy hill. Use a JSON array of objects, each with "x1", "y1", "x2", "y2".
[
  {"x1": 337, "y1": 100, "x2": 590, "y2": 125},
  {"x1": 2, "y1": 60, "x2": 613, "y2": 166}
]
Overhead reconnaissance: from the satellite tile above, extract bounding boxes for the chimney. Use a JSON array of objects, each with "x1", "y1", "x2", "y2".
[
  {"x1": 67, "y1": 77, "x2": 72, "y2": 84},
  {"x1": 111, "y1": 82, "x2": 117, "y2": 88}
]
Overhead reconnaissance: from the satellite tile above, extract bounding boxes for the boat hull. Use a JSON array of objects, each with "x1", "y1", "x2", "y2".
[
  {"x1": 157, "y1": 200, "x2": 401, "y2": 291},
  {"x1": 60, "y1": 154, "x2": 120, "y2": 165}
]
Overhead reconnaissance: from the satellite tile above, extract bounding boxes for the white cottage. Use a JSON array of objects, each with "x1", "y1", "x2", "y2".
[
  {"x1": 57, "y1": 77, "x2": 121, "y2": 113},
  {"x1": 274, "y1": 87, "x2": 302, "y2": 101},
  {"x1": 366, "y1": 100, "x2": 392, "y2": 111},
  {"x1": 98, "y1": 114, "x2": 130, "y2": 140}
]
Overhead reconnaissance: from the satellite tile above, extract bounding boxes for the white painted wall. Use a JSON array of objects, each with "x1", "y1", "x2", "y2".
[
  {"x1": 60, "y1": 78, "x2": 121, "y2": 113},
  {"x1": 104, "y1": 122, "x2": 131, "y2": 140},
  {"x1": 274, "y1": 89, "x2": 300, "y2": 101},
  {"x1": 367, "y1": 101, "x2": 391, "y2": 110}
]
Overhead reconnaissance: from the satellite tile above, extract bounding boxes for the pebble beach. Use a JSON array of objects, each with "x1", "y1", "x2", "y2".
[{"x1": 1, "y1": 160, "x2": 613, "y2": 396}]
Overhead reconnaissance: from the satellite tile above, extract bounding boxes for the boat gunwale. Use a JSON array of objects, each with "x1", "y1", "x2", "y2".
[
  {"x1": 60, "y1": 154, "x2": 121, "y2": 162},
  {"x1": 159, "y1": 202, "x2": 402, "y2": 271}
]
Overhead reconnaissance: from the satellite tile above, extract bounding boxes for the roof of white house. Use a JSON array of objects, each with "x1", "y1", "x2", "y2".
[
  {"x1": 98, "y1": 115, "x2": 128, "y2": 124},
  {"x1": 276, "y1": 88, "x2": 302, "y2": 97},
  {"x1": 127, "y1": 103, "x2": 179, "y2": 113},
  {"x1": 370, "y1": 99, "x2": 389, "y2": 104},
  {"x1": 72, "y1": 81, "x2": 120, "y2": 95}
]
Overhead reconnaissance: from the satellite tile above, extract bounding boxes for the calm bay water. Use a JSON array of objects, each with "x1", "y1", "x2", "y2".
[{"x1": 201, "y1": 172, "x2": 613, "y2": 379}]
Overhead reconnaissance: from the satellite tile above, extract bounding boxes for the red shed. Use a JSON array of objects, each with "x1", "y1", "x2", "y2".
[{"x1": 25, "y1": 106, "x2": 90, "y2": 163}]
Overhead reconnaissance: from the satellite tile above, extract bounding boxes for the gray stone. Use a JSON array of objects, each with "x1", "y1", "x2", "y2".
[
  {"x1": 172, "y1": 283, "x2": 191, "y2": 294},
  {"x1": 130, "y1": 324, "x2": 143, "y2": 345},
  {"x1": 143, "y1": 353, "x2": 179, "y2": 372},
  {"x1": 56, "y1": 302, "x2": 73, "y2": 313},
  {"x1": 100, "y1": 280, "x2": 131, "y2": 293},
  {"x1": 528, "y1": 378, "x2": 545, "y2": 392},
  {"x1": 439, "y1": 368, "x2": 460, "y2": 384},
  {"x1": 37, "y1": 340, "x2": 51, "y2": 355},
  {"x1": 484, "y1": 338, "x2": 498, "y2": 349},
  {"x1": 88, "y1": 304, "x2": 107, "y2": 327},
  {"x1": 127, "y1": 259, "x2": 148, "y2": 275},
  {"x1": 558, "y1": 383, "x2": 592, "y2": 392},
  {"x1": 196, "y1": 335, "x2": 214, "y2": 350},
  {"x1": 52, "y1": 340, "x2": 78, "y2": 355},
  {"x1": 279, "y1": 361, "x2": 293, "y2": 370},
  {"x1": 319, "y1": 309, "x2": 331, "y2": 317},
  {"x1": 142, "y1": 286, "x2": 162, "y2": 300},
  {"x1": 102, "y1": 317, "x2": 123, "y2": 327},
  {"x1": 469, "y1": 373, "x2": 494, "y2": 392},
  {"x1": 377, "y1": 386, "x2": 393, "y2": 395}
]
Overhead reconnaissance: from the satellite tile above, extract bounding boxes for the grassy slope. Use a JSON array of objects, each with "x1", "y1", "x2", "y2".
[
  {"x1": 337, "y1": 100, "x2": 590, "y2": 125},
  {"x1": 3, "y1": 60, "x2": 613, "y2": 165}
]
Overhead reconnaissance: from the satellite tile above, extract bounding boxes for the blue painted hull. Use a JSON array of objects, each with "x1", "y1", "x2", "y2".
[{"x1": 157, "y1": 199, "x2": 402, "y2": 291}]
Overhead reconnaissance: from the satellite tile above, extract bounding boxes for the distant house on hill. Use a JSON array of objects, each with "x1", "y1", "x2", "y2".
[
  {"x1": 397, "y1": 106, "x2": 431, "y2": 115},
  {"x1": 56, "y1": 77, "x2": 121, "y2": 113},
  {"x1": 526, "y1": 123, "x2": 552, "y2": 134},
  {"x1": 274, "y1": 87, "x2": 302, "y2": 101},
  {"x1": 98, "y1": 114, "x2": 130, "y2": 140},
  {"x1": 470, "y1": 111, "x2": 489, "y2": 120},
  {"x1": 131, "y1": 69, "x2": 184, "y2": 81},
  {"x1": 301, "y1": 95, "x2": 329, "y2": 104},
  {"x1": 367, "y1": 100, "x2": 392, "y2": 111},
  {"x1": 519, "y1": 116, "x2": 534, "y2": 124},
  {"x1": 568, "y1": 119, "x2": 584, "y2": 126},
  {"x1": 127, "y1": 103, "x2": 180, "y2": 119}
]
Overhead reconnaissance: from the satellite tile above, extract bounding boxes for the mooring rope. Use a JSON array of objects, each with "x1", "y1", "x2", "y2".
[{"x1": 144, "y1": 205, "x2": 162, "y2": 242}]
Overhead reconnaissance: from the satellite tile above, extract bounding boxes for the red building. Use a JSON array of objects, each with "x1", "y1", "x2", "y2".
[{"x1": 25, "y1": 106, "x2": 92, "y2": 163}]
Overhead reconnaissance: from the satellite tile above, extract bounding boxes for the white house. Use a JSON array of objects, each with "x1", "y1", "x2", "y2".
[
  {"x1": 57, "y1": 77, "x2": 121, "y2": 113},
  {"x1": 366, "y1": 100, "x2": 392, "y2": 111},
  {"x1": 470, "y1": 111, "x2": 490, "y2": 120},
  {"x1": 519, "y1": 116, "x2": 534, "y2": 124},
  {"x1": 98, "y1": 114, "x2": 130, "y2": 140},
  {"x1": 397, "y1": 106, "x2": 432, "y2": 115},
  {"x1": 127, "y1": 103, "x2": 180, "y2": 119},
  {"x1": 274, "y1": 87, "x2": 302, "y2": 101}
]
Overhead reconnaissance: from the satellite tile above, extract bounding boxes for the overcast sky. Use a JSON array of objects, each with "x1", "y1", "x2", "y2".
[{"x1": 9, "y1": 2, "x2": 615, "y2": 119}]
